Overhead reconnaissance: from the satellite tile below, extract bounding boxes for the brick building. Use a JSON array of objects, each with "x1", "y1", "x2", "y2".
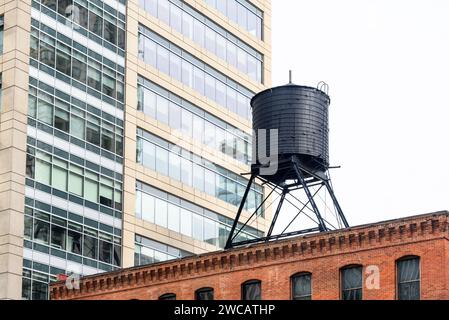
[{"x1": 50, "y1": 211, "x2": 449, "y2": 300}]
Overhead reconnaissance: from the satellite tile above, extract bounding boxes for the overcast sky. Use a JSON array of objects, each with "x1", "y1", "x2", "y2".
[{"x1": 271, "y1": 0, "x2": 449, "y2": 227}]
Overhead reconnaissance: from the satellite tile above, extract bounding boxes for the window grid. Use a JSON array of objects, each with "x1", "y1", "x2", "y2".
[
  {"x1": 139, "y1": 0, "x2": 263, "y2": 83},
  {"x1": 138, "y1": 25, "x2": 254, "y2": 120},
  {"x1": 136, "y1": 128, "x2": 263, "y2": 212},
  {"x1": 204, "y1": 0, "x2": 263, "y2": 39},
  {"x1": 137, "y1": 76, "x2": 252, "y2": 165},
  {"x1": 26, "y1": 142, "x2": 123, "y2": 211},
  {"x1": 30, "y1": 19, "x2": 125, "y2": 109},
  {"x1": 28, "y1": 83, "x2": 124, "y2": 159},
  {"x1": 33, "y1": 0, "x2": 126, "y2": 56},
  {"x1": 24, "y1": 206, "x2": 122, "y2": 268},
  {"x1": 136, "y1": 181, "x2": 262, "y2": 248},
  {"x1": 134, "y1": 234, "x2": 191, "y2": 266}
]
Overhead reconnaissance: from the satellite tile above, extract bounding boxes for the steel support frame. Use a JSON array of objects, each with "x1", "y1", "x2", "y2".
[{"x1": 225, "y1": 155, "x2": 349, "y2": 249}]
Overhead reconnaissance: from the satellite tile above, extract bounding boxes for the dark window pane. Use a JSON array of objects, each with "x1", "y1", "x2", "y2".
[
  {"x1": 22, "y1": 278, "x2": 32, "y2": 300},
  {"x1": 34, "y1": 219, "x2": 49, "y2": 245},
  {"x1": 54, "y1": 108, "x2": 70, "y2": 132},
  {"x1": 88, "y1": 12, "x2": 102, "y2": 37},
  {"x1": 103, "y1": 19, "x2": 117, "y2": 45},
  {"x1": 397, "y1": 257, "x2": 420, "y2": 300},
  {"x1": 67, "y1": 229, "x2": 82, "y2": 254},
  {"x1": 57, "y1": 0, "x2": 72, "y2": 16},
  {"x1": 72, "y1": 58, "x2": 87, "y2": 83},
  {"x1": 83, "y1": 235, "x2": 98, "y2": 259},
  {"x1": 242, "y1": 280, "x2": 261, "y2": 300},
  {"x1": 196, "y1": 288, "x2": 214, "y2": 300},
  {"x1": 86, "y1": 122, "x2": 101, "y2": 146},
  {"x1": 341, "y1": 266, "x2": 363, "y2": 300},
  {"x1": 113, "y1": 245, "x2": 121, "y2": 266},
  {"x1": 32, "y1": 281, "x2": 48, "y2": 300},
  {"x1": 99, "y1": 240, "x2": 112, "y2": 264},
  {"x1": 159, "y1": 293, "x2": 176, "y2": 300},
  {"x1": 51, "y1": 224, "x2": 66, "y2": 250},
  {"x1": 56, "y1": 49, "x2": 71, "y2": 75},
  {"x1": 292, "y1": 273, "x2": 312, "y2": 300}
]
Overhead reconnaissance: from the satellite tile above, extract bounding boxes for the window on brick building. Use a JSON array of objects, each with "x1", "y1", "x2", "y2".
[
  {"x1": 242, "y1": 280, "x2": 261, "y2": 300},
  {"x1": 159, "y1": 293, "x2": 176, "y2": 300},
  {"x1": 291, "y1": 272, "x2": 312, "y2": 300},
  {"x1": 341, "y1": 265, "x2": 363, "y2": 300},
  {"x1": 397, "y1": 256, "x2": 420, "y2": 300},
  {"x1": 195, "y1": 287, "x2": 214, "y2": 300}
]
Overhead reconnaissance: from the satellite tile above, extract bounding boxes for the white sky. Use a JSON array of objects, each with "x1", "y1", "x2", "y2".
[{"x1": 271, "y1": 0, "x2": 449, "y2": 226}]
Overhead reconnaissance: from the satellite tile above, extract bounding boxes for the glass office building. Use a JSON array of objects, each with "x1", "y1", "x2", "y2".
[{"x1": 0, "y1": 0, "x2": 271, "y2": 299}]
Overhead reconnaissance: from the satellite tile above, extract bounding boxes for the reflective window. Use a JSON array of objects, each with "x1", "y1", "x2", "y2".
[
  {"x1": 138, "y1": 25, "x2": 254, "y2": 119},
  {"x1": 30, "y1": 22, "x2": 125, "y2": 105},
  {"x1": 139, "y1": 0, "x2": 263, "y2": 82},
  {"x1": 137, "y1": 76, "x2": 251, "y2": 165},
  {"x1": 24, "y1": 206, "x2": 121, "y2": 267},
  {"x1": 137, "y1": 128, "x2": 263, "y2": 213},
  {"x1": 135, "y1": 181, "x2": 262, "y2": 248},
  {"x1": 341, "y1": 265, "x2": 363, "y2": 300},
  {"x1": 28, "y1": 82, "x2": 124, "y2": 157},
  {"x1": 242, "y1": 280, "x2": 261, "y2": 300},
  {"x1": 26, "y1": 146, "x2": 122, "y2": 210},
  {"x1": 397, "y1": 256, "x2": 420, "y2": 300},
  {"x1": 204, "y1": 0, "x2": 263, "y2": 39},
  {"x1": 134, "y1": 234, "x2": 191, "y2": 266},
  {"x1": 291, "y1": 273, "x2": 312, "y2": 300}
]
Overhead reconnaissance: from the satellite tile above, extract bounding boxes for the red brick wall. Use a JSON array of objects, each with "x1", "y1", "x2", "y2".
[{"x1": 50, "y1": 213, "x2": 449, "y2": 300}]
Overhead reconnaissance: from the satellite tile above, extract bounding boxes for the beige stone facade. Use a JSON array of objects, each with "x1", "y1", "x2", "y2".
[{"x1": 0, "y1": 0, "x2": 31, "y2": 299}]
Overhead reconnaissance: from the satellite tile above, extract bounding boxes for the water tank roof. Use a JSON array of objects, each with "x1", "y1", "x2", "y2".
[{"x1": 251, "y1": 83, "x2": 331, "y2": 107}]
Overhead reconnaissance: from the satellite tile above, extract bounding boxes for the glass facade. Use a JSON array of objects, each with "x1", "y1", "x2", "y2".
[
  {"x1": 138, "y1": 25, "x2": 254, "y2": 120},
  {"x1": 137, "y1": 76, "x2": 252, "y2": 165},
  {"x1": 134, "y1": 234, "x2": 191, "y2": 266},
  {"x1": 25, "y1": 138, "x2": 123, "y2": 211},
  {"x1": 136, "y1": 128, "x2": 263, "y2": 212},
  {"x1": 23, "y1": 201, "x2": 121, "y2": 268},
  {"x1": 33, "y1": 0, "x2": 126, "y2": 55},
  {"x1": 28, "y1": 77, "x2": 124, "y2": 160},
  {"x1": 22, "y1": 0, "x2": 125, "y2": 300},
  {"x1": 136, "y1": 181, "x2": 263, "y2": 248},
  {"x1": 139, "y1": 0, "x2": 263, "y2": 83},
  {"x1": 204, "y1": 0, "x2": 263, "y2": 39},
  {"x1": 30, "y1": 17, "x2": 125, "y2": 109}
]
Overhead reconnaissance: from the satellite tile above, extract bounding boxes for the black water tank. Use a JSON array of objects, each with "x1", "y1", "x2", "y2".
[{"x1": 251, "y1": 84, "x2": 330, "y2": 181}]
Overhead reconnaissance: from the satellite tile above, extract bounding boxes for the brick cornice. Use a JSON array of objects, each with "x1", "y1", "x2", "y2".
[{"x1": 50, "y1": 211, "x2": 449, "y2": 300}]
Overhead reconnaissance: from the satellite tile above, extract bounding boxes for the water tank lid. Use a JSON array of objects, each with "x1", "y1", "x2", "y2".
[{"x1": 250, "y1": 84, "x2": 331, "y2": 108}]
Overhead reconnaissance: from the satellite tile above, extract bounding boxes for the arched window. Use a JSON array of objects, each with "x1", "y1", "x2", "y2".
[
  {"x1": 195, "y1": 287, "x2": 214, "y2": 300},
  {"x1": 241, "y1": 280, "x2": 261, "y2": 300},
  {"x1": 397, "y1": 256, "x2": 420, "y2": 300},
  {"x1": 159, "y1": 293, "x2": 176, "y2": 300},
  {"x1": 340, "y1": 265, "x2": 363, "y2": 300},
  {"x1": 291, "y1": 272, "x2": 312, "y2": 300}
]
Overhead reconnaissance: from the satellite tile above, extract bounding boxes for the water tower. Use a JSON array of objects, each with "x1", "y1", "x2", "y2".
[{"x1": 225, "y1": 77, "x2": 349, "y2": 249}]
